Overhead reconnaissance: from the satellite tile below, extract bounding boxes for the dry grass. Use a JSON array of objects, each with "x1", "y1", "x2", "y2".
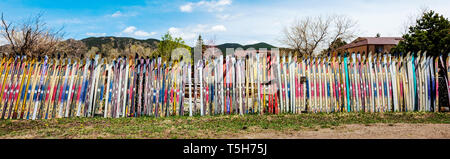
[{"x1": 0, "y1": 112, "x2": 448, "y2": 139}]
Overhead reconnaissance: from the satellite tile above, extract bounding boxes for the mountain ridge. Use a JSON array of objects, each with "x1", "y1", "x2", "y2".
[{"x1": 81, "y1": 36, "x2": 277, "y2": 50}]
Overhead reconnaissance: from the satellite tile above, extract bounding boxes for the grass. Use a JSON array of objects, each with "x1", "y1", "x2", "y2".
[{"x1": 0, "y1": 112, "x2": 448, "y2": 139}]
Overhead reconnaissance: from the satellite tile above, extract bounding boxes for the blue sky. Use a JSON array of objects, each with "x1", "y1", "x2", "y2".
[{"x1": 0, "y1": 0, "x2": 449, "y2": 46}]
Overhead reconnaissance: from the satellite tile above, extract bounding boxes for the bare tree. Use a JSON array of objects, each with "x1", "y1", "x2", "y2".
[
  {"x1": 206, "y1": 35, "x2": 217, "y2": 48},
  {"x1": 328, "y1": 15, "x2": 357, "y2": 53},
  {"x1": 282, "y1": 15, "x2": 357, "y2": 56},
  {"x1": 1, "y1": 12, "x2": 64, "y2": 57},
  {"x1": 204, "y1": 35, "x2": 221, "y2": 58},
  {"x1": 400, "y1": 6, "x2": 429, "y2": 35}
]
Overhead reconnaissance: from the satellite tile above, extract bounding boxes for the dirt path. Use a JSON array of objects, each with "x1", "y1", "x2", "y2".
[{"x1": 229, "y1": 124, "x2": 450, "y2": 139}]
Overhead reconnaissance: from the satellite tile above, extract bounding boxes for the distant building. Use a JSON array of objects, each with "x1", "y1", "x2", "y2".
[
  {"x1": 193, "y1": 35, "x2": 204, "y2": 65},
  {"x1": 334, "y1": 37, "x2": 403, "y2": 55}
]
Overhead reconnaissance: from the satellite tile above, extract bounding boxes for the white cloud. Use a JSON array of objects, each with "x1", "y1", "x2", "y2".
[
  {"x1": 180, "y1": 0, "x2": 232, "y2": 12},
  {"x1": 122, "y1": 26, "x2": 156, "y2": 38},
  {"x1": 216, "y1": 14, "x2": 230, "y2": 20},
  {"x1": 134, "y1": 30, "x2": 156, "y2": 37},
  {"x1": 0, "y1": 37, "x2": 8, "y2": 45},
  {"x1": 217, "y1": 0, "x2": 231, "y2": 5},
  {"x1": 111, "y1": 11, "x2": 123, "y2": 17},
  {"x1": 168, "y1": 27, "x2": 180, "y2": 33},
  {"x1": 211, "y1": 25, "x2": 227, "y2": 32},
  {"x1": 110, "y1": 11, "x2": 137, "y2": 18},
  {"x1": 86, "y1": 32, "x2": 107, "y2": 36},
  {"x1": 168, "y1": 24, "x2": 227, "y2": 45},
  {"x1": 180, "y1": 3, "x2": 193, "y2": 12},
  {"x1": 169, "y1": 27, "x2": 197, "y2": 41},
  {"x1": 122, "y1": 26, "x2": 137, "y2": 34},
  {"x1": 244, "y1": 40, "x2": 260, "y2": 45}
]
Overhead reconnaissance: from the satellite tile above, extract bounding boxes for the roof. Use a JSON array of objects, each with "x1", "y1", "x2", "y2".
[{"x1": 338, "y1": 37, "x2": 403, "y2": 50}]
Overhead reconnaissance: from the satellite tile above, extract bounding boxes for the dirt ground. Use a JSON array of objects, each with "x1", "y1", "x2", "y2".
[{"x1": 228, "y1": 124, "x2": 450, "y2": 139}]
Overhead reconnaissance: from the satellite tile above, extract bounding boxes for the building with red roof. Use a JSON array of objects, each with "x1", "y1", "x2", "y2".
[{"x1": 333, "y1": 37, "x2": 403, "y2": 55}]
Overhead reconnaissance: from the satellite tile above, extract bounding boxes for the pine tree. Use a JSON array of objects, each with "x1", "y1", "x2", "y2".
[{"x1": 392, "y1": 10, "x2": 450, "y2": 55}]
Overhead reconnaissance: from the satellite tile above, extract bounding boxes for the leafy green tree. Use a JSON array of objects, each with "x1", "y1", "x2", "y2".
[
  {"x1": 156, "y1": 32, "x2": 191, "y2": 62},
  {"x1": 392, "y1": 10, "x2": 450, "y2": 55}
]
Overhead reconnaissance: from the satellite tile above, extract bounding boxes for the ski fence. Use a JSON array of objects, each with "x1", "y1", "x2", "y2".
[{"x1": 0, "y1": 51, "x2": 448, "y2": 120}]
